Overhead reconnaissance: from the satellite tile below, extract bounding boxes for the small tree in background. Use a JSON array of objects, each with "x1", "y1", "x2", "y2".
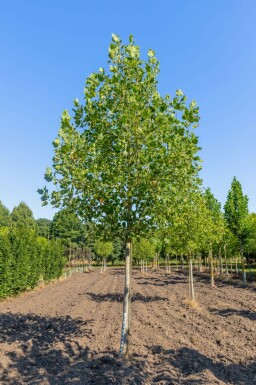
[
  {"x1": 133, "y1": 238, "x2": 156, "y2": 274},
  {"x1": 94, "y1": 240, "x2": 113, "y2": 272},
  {"x1": 224, "y1": 177, "x2": 249, "y2": 284},
  {"x1": 11, "y1": 202, "x2": 36, "y2": 229},
  {"x1": 0, "y1": 201, "x2": 11, "y2": 227},
  {"x1": 204, "y1": 188, "x2": 225, "y2": 287},
  {"x1": 36, "y1": 218, "x2": 52, "y2": 239}
]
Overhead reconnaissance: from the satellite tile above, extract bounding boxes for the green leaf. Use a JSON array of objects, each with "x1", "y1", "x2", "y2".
[
  {"x1": 148, "y1": 49, "x2": 155, "y2": 57},
  {"x1": 52, "y1": 138, "x2": 60, "y2": 148},
  {"x1": 44, "y1": 167, "x2": 53, "y2": 182},
  {"x1": 112, "y1": 33, "x2": 120, "y2": 42}
]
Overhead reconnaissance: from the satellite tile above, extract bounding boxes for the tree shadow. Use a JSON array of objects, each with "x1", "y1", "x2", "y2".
[
  {"x1": 209, "y1": 307, "x2": 256, "y2": 321},
  {"x1": 148, "y1": 345, "x2": 256, "y2": 385},
  {"x1": 134, "y1": 275, "x2": 186, "y2": 286},
  {"x1": 191, "y1": 270, "x2": 256, "y2": 292},
  {"x1": 0, "y1": 313, "x2": 147, "y2": 385},
  {"x1": 86, "y1": 292, "x2": 168, "y2": 303},
  {"x1": 1, "y1": 313, "x2": 255, "y2": 384}
]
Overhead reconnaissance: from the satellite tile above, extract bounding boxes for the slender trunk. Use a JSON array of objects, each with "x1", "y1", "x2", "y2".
[
  {"x1": 240, "y1": 240, "x2": 246, "y2": 285},
  {"x1": 235, "y1": 256, "x2": 238, "y2": 274},
  {"x1": 188, "y1": 255, "x2": 195, "y2": 301},
  {"x1": 219, "y1": 247, "x2": 223, "y2": 276},
  {"x1": 120, "y1": 240, "x2": 132, "y2": 357},
  {"x1": 188, "y1": 257, "x2": 191, "y2": 298},
  {"x1": 181, "y1": 254, "x2": 184, "y2": 271},
  {"x1": 145, "y1": 261, "x2": 148, "y2": 275},
  {"x1": 224, "y1": 244, "x2": 228, "y2": 275},
  {"x1": 210, "y1": 248, "x2": 215, "y2": 288}
]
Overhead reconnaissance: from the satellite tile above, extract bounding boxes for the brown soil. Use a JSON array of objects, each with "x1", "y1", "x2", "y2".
[{"x1": 0, "y1": 269, "x2": 255, "y2": 384}]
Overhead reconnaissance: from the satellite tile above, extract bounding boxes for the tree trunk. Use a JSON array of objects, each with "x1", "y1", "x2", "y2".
[
  {"x1": 210, "y1": 248, "x2": 215, "y2": 288},
  {"x1": 240, "y1": 240, "x2": 246, "y2": 285},
  {"x1": 181, "y1": 254, "x2": 184, "y2": 271},
  {"x1": 120, "y1": 240, "x2": 132, "y2": 357},
  {"x1": 224, "y1": 244, "x2": 228, "y2": 275},
  {"x1": 188, "y1": 256, "x2": 195, "y2": 301},
  {"x1": 235, "y1": 256, "x2": 238, "y2": 275},
  {"x1": 219, "y1": 247, "x2": 223, "y2": 276}
]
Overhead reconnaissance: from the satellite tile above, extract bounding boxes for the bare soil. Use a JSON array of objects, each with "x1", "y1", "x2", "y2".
[{"x1": 0, "y1": 268, "x2": 255, "y2": 384}]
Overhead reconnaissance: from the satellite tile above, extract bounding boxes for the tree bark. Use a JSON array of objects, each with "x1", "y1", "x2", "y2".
[
  {"x1": 224, "y1": 244, "x2": 228, "y2": 275},
  {"x1": 181, "y1": 254, "x2": 184, "y2": 271},
  {"x1": 210, "y1": 248, "x2": 215, "y2": 288},
  {"x1": 120, "y1": 240, "x2": 132, "y2": 357},
  {"x1": 189, "y1": 256, "x2": 195, "y2": 301},
  {"x1": 240, "y1": 239, "x2": 246, "y2": 285}
]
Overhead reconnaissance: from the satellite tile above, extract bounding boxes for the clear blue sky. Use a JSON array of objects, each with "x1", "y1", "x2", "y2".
[{"x1": 0, "y1": 0, "x2": 256, "y2": 219}]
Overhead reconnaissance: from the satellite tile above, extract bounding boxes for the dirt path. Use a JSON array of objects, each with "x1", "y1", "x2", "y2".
[{"x1": 0, "y1": 269, "x2": 255, "y2": 384}]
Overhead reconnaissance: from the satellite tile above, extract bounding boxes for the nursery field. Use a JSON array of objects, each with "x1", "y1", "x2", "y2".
[{"x1": 0, "y1": 269, "x2": 255, "y2": 385}]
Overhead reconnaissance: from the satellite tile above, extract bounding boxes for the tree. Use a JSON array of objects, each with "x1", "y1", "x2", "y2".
[
  {"x1": 224, "y1": 177, "x2": 249, "y2": 283},
  {"x1": 0, "y1": 201, "x2": 11, "y2": 227},
  {"x1": 203, "y1": 188, "x2": 225, "y2": 287},
  {"x1": 51, "y1": 209, "x2": 83, "y2": 243},
  {"x1": 133, "y1": 238, "x2": 156, "y2": 273},
  {"x1": 94, "y1": 240, "x2": 113, "y2": 271},
  {"x1": 169, "y1": 190, "x2": 209, "y2": 300},
  {"x1": 36, "y1": 218, "x2": 52, "y2": 239},
  {"x1": 11, "y1": 202, "x2": 36, "y2": 229},
  {"x1": 39, "y1": 34, "x2": 201, "y2": 356}
]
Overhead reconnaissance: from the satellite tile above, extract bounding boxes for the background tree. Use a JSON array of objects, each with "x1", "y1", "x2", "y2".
[
  {"x1": 11, "y1": 202, "x2": 36, "y2": 229},
  {"x1": 0, "y1": 201, "x2": 11, "y2": 227},
  {"x1": 39, "y1": 34, "x2": 201, "y2": 356},
  {"x1": 36, "y1": 218, "x2": 52, "y2": 239},
  {"x1": 133, "y1": 238, "x2": 156, "y2": 273},
  {"x1": 94, "y1": 240, "x2": 113, "y2": 271},
  {"x1": 203, "y1": 188, "x2": 225, "y2": 286},
  {"x1": 51, "y1": 208, "x2": 83, "y2": 242},
  {"x1": 224, "y1": 177, "x2": 249, "y2": 283}
]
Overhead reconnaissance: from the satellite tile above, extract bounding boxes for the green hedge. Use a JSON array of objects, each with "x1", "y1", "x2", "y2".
[{"x1": 0, "y1": 227, "x2": 66, "y2": 298}]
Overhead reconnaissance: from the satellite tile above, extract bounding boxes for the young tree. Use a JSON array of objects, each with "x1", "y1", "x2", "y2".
[
  {"x1": 204, "y1": 188, "x2": 225, "y2": 287},
  {"x1": 94, "y1": 240, "x2": 113, "y2": 271},
  {"x1": 224, "y1": 177, "x2": 249, "y2": 283},
  {"x1": 133, "y1": 238, "x2": 156, "y2": 273},
  {"x1": 39, "y1": 34, "x2": 201, "y2": 356}
]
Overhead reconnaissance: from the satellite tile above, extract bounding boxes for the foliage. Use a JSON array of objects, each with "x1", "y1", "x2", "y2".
[
  {"x1": 51, "y1": 208, "x2": 83, "y2": 244},
  {"x1": 39, "y1": 34, "x2": 201, "y2": 243},
  {"x1": 133, "y1": 238, "x2": 156, "y2": 261},
  {"x1": 94, "y1": 240, "x2": 113, "y2": 260},
  {"x1": 0, "y1": 227, "x2": 65, "y2": 298},
  {"x1": 36, "y1": 218, "x2": 52, "y2": 238},
  {"x1": 11, "y1": 202, "x2": 36, "y2": 229},
  {"x1": 224, "y1": 177, "x2": 249, "y2": 242},
  {"x1": 0, "y1": 201, "x2": 11, "y2": 227},
  {"x1": 244, "y1": 213, "x2": 256, "y2": 255},
  {"x1": 203, "y1": 187, "x2": 225, "y2": 247}
]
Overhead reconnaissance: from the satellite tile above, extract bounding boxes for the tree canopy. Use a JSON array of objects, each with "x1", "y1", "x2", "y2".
[{"x1": 39, "y1": 34, "x2": 201, "y2": 242}]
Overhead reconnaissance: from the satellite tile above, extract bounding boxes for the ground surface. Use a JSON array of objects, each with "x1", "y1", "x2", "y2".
[{"x1": 0, "y1": 268, "x2": 256, "y2": 385}]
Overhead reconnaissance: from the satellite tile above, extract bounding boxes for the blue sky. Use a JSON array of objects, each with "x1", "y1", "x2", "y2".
[{"x1": 0, "y1": 0, "x2": 256, "y2": 219}]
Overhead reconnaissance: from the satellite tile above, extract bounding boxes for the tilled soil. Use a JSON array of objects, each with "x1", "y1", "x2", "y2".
[{"x1": 0, "y1": 269, "x2": 255, "y2": 385}]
